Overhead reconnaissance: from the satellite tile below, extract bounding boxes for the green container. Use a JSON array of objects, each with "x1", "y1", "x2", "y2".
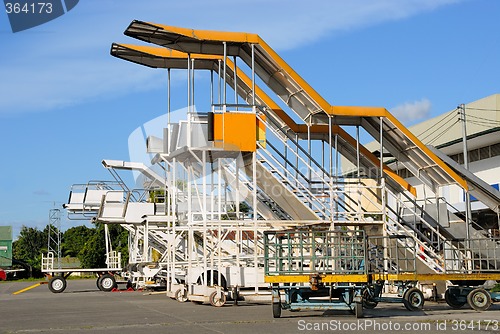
[{"x1": 0, "y1": 226, "x2": 12, "y2": 267}]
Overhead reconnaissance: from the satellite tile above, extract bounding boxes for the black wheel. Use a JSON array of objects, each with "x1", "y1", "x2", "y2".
[
  {"x1": 445, "y1": 289, "x2": 466, "y2": 309},
  {"x1": 49, "y1": 276, "x2": 67, "y2": 293},
  {"x1": 467, "y1": 288, "x2": 491, "y2": 311},
  {"x1": 175, "y1": 288, "x2": 188, "y2": 303},
  {"x1": 362, "y1": 288, "x2": 378, "y2": 309},
  {"x1": 403, "y1": 288, "x2": 424, "y2": 311},
  {"x1": 98, "y1": 274, "x2": 116, "y2": 292},
  {"x1": 272, "y1": 302, "x2": 282, "y2": 318},
  {"x1": 450, "y1": 280, "x2": 485, "y2": 286},
  {"x1": 355, "y1": 302, "x2": 364, "y2": 318},
  {"x1": 96, "y1": 276, "x2": 103, "y2": 290},
  {"x1": 209, "y1": 291, "x2": 226, "y2": 307}
]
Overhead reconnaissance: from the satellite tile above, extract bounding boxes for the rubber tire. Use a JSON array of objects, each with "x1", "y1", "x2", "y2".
[
  {"x1": 272, "y1": 302, "x2": 282, "y2": 318},
  {"x1": 445, "y1": 289, "x2": 466, "y2": 309},
  {"x1": 355, "y1": 302, "x2": 364, "y2": 318},
  {"x1": 362, "y1": 289, "x2": 378, "y2": 309},
  {"x1": 96, "y1": 276, "x2": 103, "y2": 290},
  {"x1": 403, "y1": 288, "x2": 424, "y2": 311},
  {"x1": 209, "y1": 291, "x2": 226, "y2": 307},
  {"x1": 175, "y1": 289, "x2": 188, "y2": 303},
  {"x1": 98, "y1": 274, "x2": 116, "y2": 292},
  {"x1": 467, "y1": 288, "x2": 491, "y2": 311},
  {"x1": 49, "y1": 276, "x2": 67, "y2": 293}
]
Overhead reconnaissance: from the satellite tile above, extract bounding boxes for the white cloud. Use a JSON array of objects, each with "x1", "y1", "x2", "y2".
[
  {"x1": 0, "y1": 0, "x2": 464, "y2": 115},
  {"x1": 33, "y1": 189, "x2": 50, "y2": 196},
  {"x1": 390, "y1": 98, "x2": 432, "y2": 123}
]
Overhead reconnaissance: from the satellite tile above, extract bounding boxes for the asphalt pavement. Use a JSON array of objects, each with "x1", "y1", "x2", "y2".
[{"x1": 1, "y1": 279, "x2": 499, "y2": 333}]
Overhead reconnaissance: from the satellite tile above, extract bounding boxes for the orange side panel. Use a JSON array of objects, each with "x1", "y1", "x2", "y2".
[
  {"x1": 213, "y1": 113, "x2": 257, "y2": 152},
  {"x1": 214, "y1": 113, "x2": 223, "y2": 142},
  {"x1": 257, "y1": 114, "x2": 266, "y2": 148}
]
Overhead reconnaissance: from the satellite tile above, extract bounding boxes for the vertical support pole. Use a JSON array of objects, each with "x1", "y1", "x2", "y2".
[
  {"x1": 187, "y1": 162, "x2": 192, "y2": 233},
  {"x1": 104, "y1": 224, "x2": 110, "y2": 265},
  {"x1": 284, "y1": 138, "x2": 288, "y2": 178},
  {"x1": 202, "y1": 151, "x2": 208, "y2": 280},
  {"x1": 322, "y1": 140, "x2": 325, "y2": 200},
  {"x1": 191, "y1": 58, "x2": 195, "y2": 108},
  {"x1": 253, "y1": 151, "x2": 258, "y2": 293},
  {"x1": 210, "y1": 69, "x2": 214, "y2": 107},
  {"x1": 329, "y1": 118, "x2": 333, "y2": 177},
  {"x1": 378, "y1": 116, "x2": 389, "y2": 285},
  {"x1": 173, "y1": 158, "x2": 177, "y2": 220},
  {"x1": 144, "y1": 219, "x2": 149, "y2": 262},
  {"x1": 436, "y1": 193, "x2": 441, "y2": 251},
  {"x1": 233, "y1": 56, "x2": 238, "y2": 110},
  {"x1": 307, "y1": 124, "x2": 312, "y2": 201},
  {"x1": 166, "y1": 68, "x2": 172, "y2": 220},
  {"x1": 251, "y1": 44, "x2": 256, "y2": 106},
  {"x1": 188, "y1": 227, "x2": 193, "y2": 289},
  {"x1": 218, "y1": 60, "x2": 222, "y2": 105},
  {"x1": 223, "y1": 42, "x2": 227, "y2": 106},
  {"x1": 295, "y1": 133, "x2": 299, "y2": 181},
  {"x1": 167, "y1": 68, "x2": 171, "y2": 150},
  {"x1": 335, "y1": 134, "x2": 339, "y2": 222},
  {"x1": 329, "y1": 116, "x2": 334, "y2": 226},
  {"x1": 356, "y1": 125, "x2": 360, "y2": 181},
  {"x1": 380, "y1": 116, "x2": 386, "y2": 222},
  {"x1": 459, "y1": 103, "x2": 472, "y2": 270},
  {"x1": 211, "y1": 162, "x2": 215, "y2": 222},
  {"x1": 170, "y1": 172, "x2": 176, "y2": 294},
  {"x1": 217, "y1": 223, "x2": 221, "y2": 292},
  {"x1": 187, "y1": 54, "x2": 192, "y2": 147},
  {"x1": 379, "y1": 117, "x2": 383, "y2": 180},
  {"x1": 356, "y1": 125, "x2": 361, "y2": 218},
  {"x1": 218, "y1": 159, "x2": 222, "y2": 222},
  {"x1": 202, "y1": 151, "x2": 207, "y2": 222},
  {"x1": 236, "y1": 157, "x2": 240, "y2": 219}
]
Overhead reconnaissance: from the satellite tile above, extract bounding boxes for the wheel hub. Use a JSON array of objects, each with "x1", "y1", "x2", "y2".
[
  {"x1": 102, "y1": 278, "x2": 113, "y2": 289},
  {"x1": 53, "y1": 280, "x2": 63, "y2": 290}
]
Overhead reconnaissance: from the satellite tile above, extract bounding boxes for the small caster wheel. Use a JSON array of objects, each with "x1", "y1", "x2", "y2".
[
  {"x1": 403, "y1": 287, "x2": 424, "y2": 311},
  {"x1": 49, "y1": 276, "x2": 67, "y2": 293},
  {"x1": 209, "y1": 291, "x2": 226, "y2": 307},
  {"x1": 355, "y1": 302, "x2": 364, "y2": 318},
  {"x1": 175, "y1": 288, "x2": 188, "y2": 303},
  {"x1": 272, "y1": 302, "x2": 281, "y2": 318},
  {"x1": 445, "y1": 288, "x2": 466, "y2": 309},
  {"x1": 467, "y1": 288, "x2": 491, "y2": 311},
  {"x1": 98, "y1": 274, "x2": 116, "y2": 292}
]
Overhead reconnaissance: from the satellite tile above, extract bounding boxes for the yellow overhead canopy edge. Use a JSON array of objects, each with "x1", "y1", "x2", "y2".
[
  {"x1": 146, "y1": 23, "x2": 261, "y2": 44},
  {"x1": 330, "y1": 106, "x2": 469, "y2": 191}
]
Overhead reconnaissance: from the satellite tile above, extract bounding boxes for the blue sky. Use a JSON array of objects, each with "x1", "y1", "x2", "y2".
[{"x1": 0, "y1": 0, "x2": 499, "y2": 238}]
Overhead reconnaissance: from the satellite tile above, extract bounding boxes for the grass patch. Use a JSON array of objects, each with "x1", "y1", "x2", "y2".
[
  {"x1": 0, "y1": 275, "x2": 96, "y2": 283},
  {"x1": 0, "y1": 277, "x2": 42, "y2": 283}
]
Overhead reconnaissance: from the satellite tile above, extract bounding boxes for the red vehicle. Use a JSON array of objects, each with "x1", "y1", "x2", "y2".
[{"x1": 0, "y1": 269, "x2": 6, "y2": 281}]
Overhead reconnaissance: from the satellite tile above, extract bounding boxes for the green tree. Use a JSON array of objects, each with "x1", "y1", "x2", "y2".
[
  {"x1": 79, "y1": 227, "x2": 106, "y2": 268},
  {"x1": 62, "y1": 225, "x2": 93, "y2": 257},
  {"x1": 108, "y1": 224, "x2": 129, "y2": 267},
  {"x1": 12, "y1": 223, "x2": 129, "y2": 271},
  {"x1": 77, "y1": 223, "x2": 129, "y2": 269},
  {"x1": 12, "y1": 225, "x2": 49, "y2": 272}
]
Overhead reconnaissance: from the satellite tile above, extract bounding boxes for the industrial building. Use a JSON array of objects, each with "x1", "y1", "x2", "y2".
[{"x1": 363, "y1": 94, "x2": 500, "y2": 234}]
